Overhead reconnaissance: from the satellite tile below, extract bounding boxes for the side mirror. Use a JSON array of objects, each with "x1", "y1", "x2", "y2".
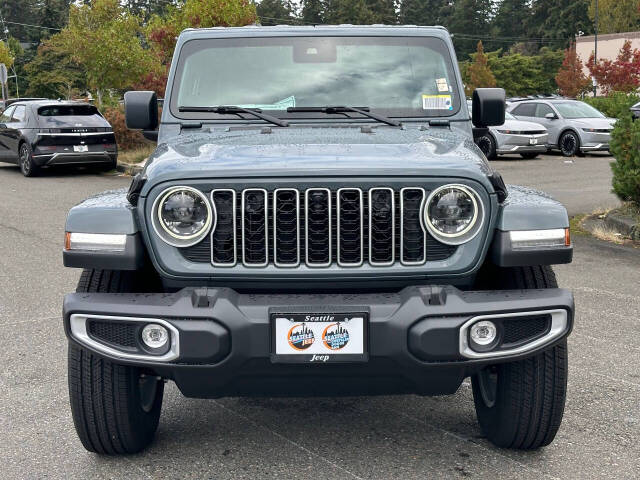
[
  {"x1": 124, "y1": 91, "x2": 158, "y2": 131},
  {"x1": 472, "y1": 88, "x2": 506, "y2": 127},
  {"x1": 545, "y1": 112, "x2": 557, "y2": 120}
]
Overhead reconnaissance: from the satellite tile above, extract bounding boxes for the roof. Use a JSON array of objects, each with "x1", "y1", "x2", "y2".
[
  {"x1": 9, "y1": 99, "x2": 93, "y2": 108},
  {"x1": 177, "y1": 24, "x2": 451, "y2": 41}
]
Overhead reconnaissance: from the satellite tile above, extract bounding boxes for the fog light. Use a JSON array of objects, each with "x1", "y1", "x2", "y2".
[
  {"x1": 470, "y1": 321, "x2": 497, "y2": 346},
  {"x1": 141, "y1": 324, "x2": 169, "y2": 349}
]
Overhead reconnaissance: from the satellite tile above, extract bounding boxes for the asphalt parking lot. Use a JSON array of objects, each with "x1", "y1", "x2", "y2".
[{"x1": 1, "y1": 154, "x2": 638, "y2": 479}]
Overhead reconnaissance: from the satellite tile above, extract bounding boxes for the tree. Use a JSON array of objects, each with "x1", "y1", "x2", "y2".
[
  {"x1": 0, "y1": 40, "x2": 14, "y2": 69},
  {"x1": 301, "y1": 0, "x2": 325, "y2": 24},
  {"x1": 52, "y1": 0, "x2": 157, "y2": 105},
  {"x1": 446, "y1": 0, "x2": 494, "y2": 56},
  {"x1": 588, "y1": 40, "x2": 640, "y2": 94},
  {"x1": 366, "y1": 0, "x2": 397, "y2": 24},
  {"x1": 589, "y1": 0, "x2": 640, "y2": 34},
  {"x1": 530, "y1": 0, "x2": 592, "y2": 49},
  {"x1": 24, "y1": 41, "x2": 87, "y2": 99},
  {"x1": 492, "y1": 0, "x2": 531, "y2": 42},
  {"x1": 324, "y1": 0, "x2": 375, "y2": 24},
  {"x1": 145, "y1": 0, "x2": 258, "y2": 96},
  {"x1": 464, "y1": 41, "x2": 496, "y2": 95},
  {"x1": 399, "y1": 0, "x2": 448, "y2": 25},
  {"x1": 257, "y1": 0, "x2": 298, "y2": 25},
  {"x1": 555, "y1": 43, "x2": 591, "y2": 97}
]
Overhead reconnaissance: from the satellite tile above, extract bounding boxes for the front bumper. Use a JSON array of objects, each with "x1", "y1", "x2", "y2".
[
  {"x1": 63, "y1": 286, "x2": 574, "y2": 397},
  {"x1": 580, "y1": 143, "x2": 610, "y2": 152}
]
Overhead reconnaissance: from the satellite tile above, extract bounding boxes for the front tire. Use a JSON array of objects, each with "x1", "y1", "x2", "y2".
[
  {"x1": 471, "y1": 265, "x2": 568, "y2": 449},
  {"x1": 476, "y1": 134, "x2": 497, "y2": 160},
  {"x1": 68, "y1": 269, "x2": 164, "y2": 454},
  {"x1": 19, "y1": 142, "x2": 40, "y2": 177},
  {"x1": 559, "y1": 131, "x2": 580, "y2": 157}
]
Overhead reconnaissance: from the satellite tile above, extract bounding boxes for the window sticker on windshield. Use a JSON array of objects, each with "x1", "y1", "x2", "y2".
[
  {"x1": 423, "y1": 94, "x2": 453, "y2": 110},
  {"x1": 436, "y1": 78, "x2": 449, "y2": 92}
]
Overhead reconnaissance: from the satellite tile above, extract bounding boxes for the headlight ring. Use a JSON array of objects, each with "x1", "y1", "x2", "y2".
[
  {"x1": 152, "y1": 186, "x2": 215, "y2": 248},
  {"x1": 423, "y1": 184, "x2": 484, "y2": 246}
]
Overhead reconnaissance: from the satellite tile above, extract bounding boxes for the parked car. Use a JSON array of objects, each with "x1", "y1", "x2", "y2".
[
  {"x1": 631, "y1": 101, "x2": 640, "y2": 120},
  {"x1": 509, "y1": 98, "x2": 615, "y2": 156},
  {"x1": 62, "y1": 25, "x2": 574, "y2": 455},
  {"x1": 471, "y1": 103, "x2": 548, "y2": 159},
  {"x1": 0, "y1": 100, "x2": 117, "y2": 176},
  {"x1": 0, "y1": 97, "x2": 47, "y2": 111}
]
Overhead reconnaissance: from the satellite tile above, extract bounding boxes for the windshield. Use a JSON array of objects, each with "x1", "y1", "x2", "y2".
[
  {"x1": 38, "y1": 105, "x2": 99, "y2": 116},
  {"x1": 554, "y1": 102, "x2": 605, "y2": 119},
  {"x1": 171, "y1": 36, "x2": 461, "y2": 120}
]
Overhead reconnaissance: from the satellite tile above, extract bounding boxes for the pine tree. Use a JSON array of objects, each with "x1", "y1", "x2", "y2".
[
  {"x1": 465, "y1": 41, "x2": 496, "y2": 96},
  {"x1": 399, "y1": 0, "x2": 448, "y2": 26},
  {"x1": 492, "y1": 0, "x2": 531, "y2": 41},
  {"x1": 366, "y1": 0, "x2": 397, "y2": 24},
  {"x1": 589, "y1": 0, "x2": 640, "y2": 34},
  {"x1": 301, "y1": 0, "x2": 325, "y2": 24},
  {"x1": 530, "y1": 0, "x2": 592, "y2": 49},
  {"x1": 446, "y1": 0, "x2": 494, "y2": 56},
  {"x1": 256, "y1": 0, "x2": 298, "y2": 25}
]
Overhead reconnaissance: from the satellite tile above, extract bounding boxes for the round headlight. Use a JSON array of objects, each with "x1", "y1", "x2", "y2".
[
  {"x1": 424, "y1": 184, "x2": 483, "y2": 245},
  {"x1": 152, "y1": 186, "x2": 214, "y2": 247}
]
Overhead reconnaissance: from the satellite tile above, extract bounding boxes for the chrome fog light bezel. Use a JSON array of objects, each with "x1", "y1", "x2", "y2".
[
  {"x1": 423, "y1": 184, "x2": 484, "y2": 245},
  {"x1": 152, "y1": 186, "x2": 215, "y2": 248}
]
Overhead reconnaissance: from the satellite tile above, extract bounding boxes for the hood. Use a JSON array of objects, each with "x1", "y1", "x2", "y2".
[
  {"x1": 141, "y1": 126, "x2": 495, "y2": 194},
  {"x1": 495, "y1": 119, "x2": 546, "y2": 132},
  {"x1": 570, "y1": 117, "x2": 616, "y2": 129}
]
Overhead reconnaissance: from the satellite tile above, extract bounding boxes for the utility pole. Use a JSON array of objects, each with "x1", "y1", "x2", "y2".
[
  {"x1": 593, "y1": 0, "x2": 598, "y2": 97},
  {"x1": 0, "y1": 9, "x2": 19, "y2": 98}
]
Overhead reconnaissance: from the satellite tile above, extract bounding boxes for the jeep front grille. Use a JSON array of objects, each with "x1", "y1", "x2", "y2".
[{"x1": 180, "y1": 187, "x2": 457, "y2": 267}]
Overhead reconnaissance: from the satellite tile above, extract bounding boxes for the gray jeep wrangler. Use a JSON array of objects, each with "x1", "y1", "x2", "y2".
[{"x1": 62, "y1": 26, "x2": 574, "y2": 454}]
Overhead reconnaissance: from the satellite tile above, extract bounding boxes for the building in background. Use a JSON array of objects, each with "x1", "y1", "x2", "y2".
[{"x1": 576, "y1": 31, "x2": 640, "y2": 94}]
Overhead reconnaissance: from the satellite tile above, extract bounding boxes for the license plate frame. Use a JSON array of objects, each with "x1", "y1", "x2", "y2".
[
  {"x1": 270, "y1": 312, "x2": 369, "y2": 364},
  {"x1": 529, "y1": 138, "x2": 538, "y2": 145},
  {"x1": 73, "y1": 145, "x2": 89, "y2": 153}
]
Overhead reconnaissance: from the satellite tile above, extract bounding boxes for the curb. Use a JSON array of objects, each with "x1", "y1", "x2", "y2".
[
  {"x1": 604, "y1": 210, "x2": 640, "y2": 241},
  {"x1": 116, "y1": 162, "x2": 144, "y2": 176}
]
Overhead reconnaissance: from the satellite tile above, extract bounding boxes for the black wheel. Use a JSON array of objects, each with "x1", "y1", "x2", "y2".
[
  {"x1": 19, "y1": 142, "x2": 40, "y2": 177},
  {"x1": 476, "y1": 134, "x2": 497, "y2": 159},
  {"x1": 520, "y1": 152, "x2": 539, "y2": 159},
  {"x1": 68, "y1": 269, "x2": 164, "y2": 454},
  {"x1": 471, "y1": 265, "x2": 568, "y2": 449},
  {"x1": 559, "y1": 131, "x2": 580, "y2": 157}
]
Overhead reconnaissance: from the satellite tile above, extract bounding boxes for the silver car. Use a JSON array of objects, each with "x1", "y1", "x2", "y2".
[
  {"x1": 472, "y1": 108, "x2": 548, "y2": 160},
  {"x1": 509, "y1": 99, "x2": 616, "y2": 156}
]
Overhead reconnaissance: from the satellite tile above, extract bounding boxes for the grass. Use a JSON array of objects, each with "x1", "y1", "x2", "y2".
[
  {"x1": 569, "y1": 214, "x2": 589, "y2": 236},
  {"x1": 118, "y1": 145, "x2": 155, "y2": 165}
]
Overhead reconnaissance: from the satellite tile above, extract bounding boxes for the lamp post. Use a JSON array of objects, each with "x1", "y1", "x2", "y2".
[{"x1": 593, "y1": 0, "x2": 598, "y2": 97}]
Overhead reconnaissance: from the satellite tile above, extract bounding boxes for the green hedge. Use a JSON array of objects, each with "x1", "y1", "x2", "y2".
[
  {"x1": 609, "y1": 114, "x2": 640, "y2": 205},
  {"x1": 583, "y1": 92, "x2": 640, "y2": 119}
]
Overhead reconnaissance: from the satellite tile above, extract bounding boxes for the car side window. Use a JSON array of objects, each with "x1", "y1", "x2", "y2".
[
  {"x1": 512, "y1": 103, "x2": 536, "y2": 116},
  {"x1": 0, "y1": 105, "x2": 15, "y2": 123},
  {"x1": 535, "y1": 103, "x2": 555, "y2": 118},
  {"x1": 11, "y1": 105, "x2": 26, "y2": 123}
]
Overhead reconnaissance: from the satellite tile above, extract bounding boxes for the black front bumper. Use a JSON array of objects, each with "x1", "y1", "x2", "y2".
[{"x1": 63, "y1": 286, "x2": 574, "y2": 398}]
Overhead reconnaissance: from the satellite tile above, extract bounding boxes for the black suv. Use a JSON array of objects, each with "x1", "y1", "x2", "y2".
[{"x1": 0, "y1": 100, "x2": 117, "y2": 176}]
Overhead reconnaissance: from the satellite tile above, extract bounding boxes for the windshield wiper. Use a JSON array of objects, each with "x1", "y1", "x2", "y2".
[
  {"x1": 178, "y1": 105, "x2": 289, "y2": 127},
  {"x1": 287, "y1": 106, "x2": 402, "y2": 127}
]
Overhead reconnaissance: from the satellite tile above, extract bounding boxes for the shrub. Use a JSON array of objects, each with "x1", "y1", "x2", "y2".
[
  {"x1": 584, "y1": 92, "x2": 640, "y2": 119},
  {"x1": 609, "y1": 113, "x2": 640, "y2": 205},
  {"x1": 102, "y1": 106, "x2": 148, "y2": 151}
]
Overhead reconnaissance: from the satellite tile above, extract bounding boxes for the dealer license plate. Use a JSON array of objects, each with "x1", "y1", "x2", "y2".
[
  {"x1": 73, "y1": 145, "x2": 89, "y2": 152},
  {"x1": 529, "y1": 138, "x2": 538, "y2": 145},
  {"x1": 271, "y1": 312, "x2": 368, "y2": 363}
]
